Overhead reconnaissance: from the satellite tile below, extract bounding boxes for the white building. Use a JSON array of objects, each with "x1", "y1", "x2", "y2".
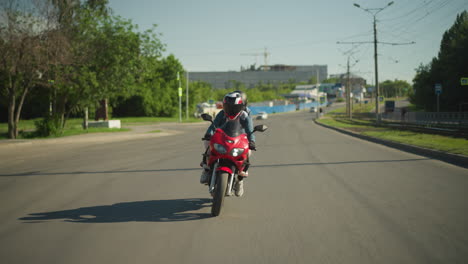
[{"x1": 286, "y1": 85, "x2": 327, "y2": 102}]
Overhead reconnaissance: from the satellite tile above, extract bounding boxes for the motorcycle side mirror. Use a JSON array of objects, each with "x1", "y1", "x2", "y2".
[
  {"x1": 253, "y1": 124, "x2": 268, "y2": 132},
  {"x1": 201, "y1": 113, "x2": 213, "y2": 122}
]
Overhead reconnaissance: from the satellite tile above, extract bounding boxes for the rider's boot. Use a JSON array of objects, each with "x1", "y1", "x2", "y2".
[
  {"x1": 238, "y1": 170, "x2": 248, "y2": 177},
  {"x1": 235, "y1": 177, "x2": 244, "y2": 197},
  {"x1": 239, "y1": 159, "x2": 250, "y2": 177},
  {"x1": 200, "y1": 162, "x2": 210, "y2": 184}
]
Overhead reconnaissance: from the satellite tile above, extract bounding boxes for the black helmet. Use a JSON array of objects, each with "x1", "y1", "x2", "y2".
[
  {"x1": 223, "y1": 92, "x2": 244, "y2": 119},
  {"x1": 233, "y1": 90, "x2": 248, "y2": 109}
]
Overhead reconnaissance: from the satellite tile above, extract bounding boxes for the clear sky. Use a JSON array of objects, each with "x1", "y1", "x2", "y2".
[{"x1": 108, "y1": 0, "x2": 467, "y2": 84}]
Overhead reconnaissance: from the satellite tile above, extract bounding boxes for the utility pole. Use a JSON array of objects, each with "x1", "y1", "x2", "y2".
[
  {"x1": 186, "y1": 71, "x2": 189, "y2": 119},
  {"x1": 177, "y1": 72, "x2": 182, "y2": 122},
  {"x1": 341, "y1": 49, "x2": 358, "y2": 119},
  {"x1": 346, "y1": 57, "x2": 351, "y2": 118},
  {"x1": 316, "y1": 69, "x2": 320, "y2": 84},
  {"x1": 338, "y1": 1, "x2": 415, "y2": 125},
  {"x1": 373, "y1": 15, "x2": 379, "y2": 123}
]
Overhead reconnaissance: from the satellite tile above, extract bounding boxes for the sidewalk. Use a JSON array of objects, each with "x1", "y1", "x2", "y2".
[{"x1": 0, "y1": 122, "x2": 205, "y2": 149}]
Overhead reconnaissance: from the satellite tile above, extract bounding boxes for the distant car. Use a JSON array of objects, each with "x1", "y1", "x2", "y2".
[
  {"x1": 256, "y1": 111, "x2": 268, "y2": 120},
  {"x1": 326, "y1": 101, "x2": 333, "y2": 107},
  {"x1": 309, "y1": 107, "x2": 317, "y2": 113}
]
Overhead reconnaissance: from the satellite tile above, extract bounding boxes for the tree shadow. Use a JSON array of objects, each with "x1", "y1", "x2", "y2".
[
  {"x1": 0, "y1": 158, "x2": 430, "y2": 177},
  {"x1": 0, "y1": 168, "x2": 201, "y2": 177},
  {"x1": 252, "y1": 158, "x2": 430, "y2": 168},
  {"x1": 19, "y1": 198, "x2": 212, "y2": 223}
]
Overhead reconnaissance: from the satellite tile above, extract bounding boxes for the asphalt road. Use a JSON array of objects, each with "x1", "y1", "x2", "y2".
[{"x1": 1, "y1": 111, "x2": 467, "y2": 264}]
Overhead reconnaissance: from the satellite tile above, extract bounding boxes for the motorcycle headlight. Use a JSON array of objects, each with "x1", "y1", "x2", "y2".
[
  {"x1": 231, "y1": 148, "x2": 245, "y2": 157},
  {"x1": 213, "y1": 143, "x2": 227, "y2": 154}
]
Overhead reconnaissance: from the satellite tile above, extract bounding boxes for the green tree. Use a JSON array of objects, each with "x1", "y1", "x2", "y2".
[
  {"x1": 0, "y1": 0, "x2": 50, "y2": 138},
  {"x1": 44, "y1": 3, "x2": 144, "y2": 132},
  {"x1": 322, "y1": 77, "x2": 339, "y2": 84},
  {"x1": 308, "y1": 76, "x2": 317, "y2": 84},
  {"x1": 380, "y1": 79, "x2": 411, "y2": 98},
  {"x1": 412, "y1": 11, "x2": 468, "y2": 111},
  {"x1": 46, "y1": 1, "x2": 165, "y2": 130}
]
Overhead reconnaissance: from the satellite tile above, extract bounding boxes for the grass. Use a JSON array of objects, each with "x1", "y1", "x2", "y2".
[
  {"x1": 363, "y1": 130, "x2": 468, "y2": 156},
  {"x1": 0, "y1": 118, "x2": 40, "y2": 132},
  {"x1": 318, "y1": 114, "x2": 468, "y2": 156},
  {"x1": 0, "y1": 116, "x2": 201, "y2": 132},
  {"x1": 0, "y1": 127, "x2": 130, "y2": 140},
  {"x1": 318, "y1": 117, "x2": 379, "y2": 129},
  {"x1": 406, "y1": 104, "x2": 425, "y2": 112},
  {"x1": 0, "y1": 115, "x2": 197, "y2": 140},
  {"x1": 326, "y1": 104, "x2": 375, "y2": 120}
]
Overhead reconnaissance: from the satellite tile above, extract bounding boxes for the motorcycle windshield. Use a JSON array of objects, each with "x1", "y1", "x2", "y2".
[{"x1": 220, "y1": 118, "x2": 243, "y2": 138}]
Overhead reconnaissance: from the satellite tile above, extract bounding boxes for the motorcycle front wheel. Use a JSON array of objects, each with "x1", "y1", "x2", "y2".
[{"x1": 211, "y1": 172, "x2": 228, "y2": 216}]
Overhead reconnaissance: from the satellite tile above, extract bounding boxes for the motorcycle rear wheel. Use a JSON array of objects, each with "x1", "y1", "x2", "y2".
[{"x1": 211, "y1": 172, "x2": 228, "y2": 216}]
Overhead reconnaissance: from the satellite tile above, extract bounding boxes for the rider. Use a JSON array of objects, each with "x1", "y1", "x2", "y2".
[
  {"x1": 200, "y1": 91, "x2": 255, "y2": 197},
  {"x1": 233, "y1": 90, "x2": 251, "y2": 115}
]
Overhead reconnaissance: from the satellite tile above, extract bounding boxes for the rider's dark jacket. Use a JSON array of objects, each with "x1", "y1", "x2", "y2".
[{"x1": 205, "y1": 110, "x2": 255, "y2": 143}]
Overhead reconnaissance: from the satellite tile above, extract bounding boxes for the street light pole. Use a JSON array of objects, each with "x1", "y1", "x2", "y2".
[
  {"x1": 373, "y1": 14, "x2": 380, "y2": 123},
  {"x1": 186, "y1": 71, "x2": 189, "y2": 120},
  {"x1": 346, "y1": 56, "x2": 351, "y2": 118},
  {"x1": 177, "y1": 72, "x2": 182, "y2": 122},
  {"x1": 354, "y1": 1, "x2": 394, "y2": 125}
]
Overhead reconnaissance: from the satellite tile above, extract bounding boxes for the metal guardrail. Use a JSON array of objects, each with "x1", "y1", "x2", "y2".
[
  {"x1": 382, "y1": 112, "x2": 468, "y2": 127},
  {"x1": 380, "y1": 111, "x2": 468, "y2": 138}
]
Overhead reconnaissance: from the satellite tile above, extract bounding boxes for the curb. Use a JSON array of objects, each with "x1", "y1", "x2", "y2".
[
  {"x1": 314, "y1": 119, "x2": 468, "y2": 169},
  {"x1": 0, "y1": 130, "x2": 181, "y2": 149}
]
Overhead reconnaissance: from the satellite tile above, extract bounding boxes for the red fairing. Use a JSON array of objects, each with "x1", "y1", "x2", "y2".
[
  {"x1": 207, "y1": 128, "x2": 249, "y2": 172},
  {"x1": 217, "y1": 166, "x2": 233, "y2": 174}
]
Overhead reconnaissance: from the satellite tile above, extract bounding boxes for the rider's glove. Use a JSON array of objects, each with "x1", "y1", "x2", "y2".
[
  {"x1": 202, "y1": 134, "x2": 211, "y2": 141},
  {"x1": 249, "y1": 141, "x2": 256, "y2": 151}
]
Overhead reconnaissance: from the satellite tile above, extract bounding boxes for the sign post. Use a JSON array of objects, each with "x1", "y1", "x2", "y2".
[
  {"x1": 48, "y1": 79, "x2": 54, "y2": 116},
  {"x1": 435, "y1": 83, "x2": 442, "y2": 112},
  {"x1": 461, "y1": 78, "x2": 468, "y2": 86}
]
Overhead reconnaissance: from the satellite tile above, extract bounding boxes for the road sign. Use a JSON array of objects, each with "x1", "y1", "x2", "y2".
[
  {"x1": 378, "y1": 96, "x2": 384, "y2": 102},
  {"x1": 461, "y1": 78, "x2": 468, "y2": 86},
  {"x1": 435, "y1": 83, "x2": 442, "y2": 95}
]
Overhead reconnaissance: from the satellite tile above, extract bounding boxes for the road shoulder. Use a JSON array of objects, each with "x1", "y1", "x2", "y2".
[{"x1": 314, "y1": 119, "x2": 468, "y2": 169}]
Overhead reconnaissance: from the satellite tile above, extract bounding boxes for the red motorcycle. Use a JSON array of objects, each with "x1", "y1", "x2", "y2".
[{"x1": 201, "y1": 113, "x2": 267, "y2": 216}]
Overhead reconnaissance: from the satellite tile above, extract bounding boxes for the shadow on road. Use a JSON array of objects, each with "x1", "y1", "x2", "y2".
[
  {"x1": 19, "y1": 198, "x2": 212, "y2": 223},
  {"x1": 0, "y1": 168, "x2": 201, "y2": 177},
  {"x1": 252, "y1": 158, "x2": 430, "y2": 168}
]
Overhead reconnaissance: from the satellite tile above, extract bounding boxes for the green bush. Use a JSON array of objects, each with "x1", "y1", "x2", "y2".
[
  {"x1": 336, "y1": 98, "x2": 345, "y2": 103},
  {"x1": 34, "y1": 117, "x2": 62, "y2": 137}
]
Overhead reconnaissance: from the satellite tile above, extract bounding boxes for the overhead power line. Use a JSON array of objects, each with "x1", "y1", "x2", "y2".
[{"x1": 343, "y1": 1, "x2": 416, "y2": 124}]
